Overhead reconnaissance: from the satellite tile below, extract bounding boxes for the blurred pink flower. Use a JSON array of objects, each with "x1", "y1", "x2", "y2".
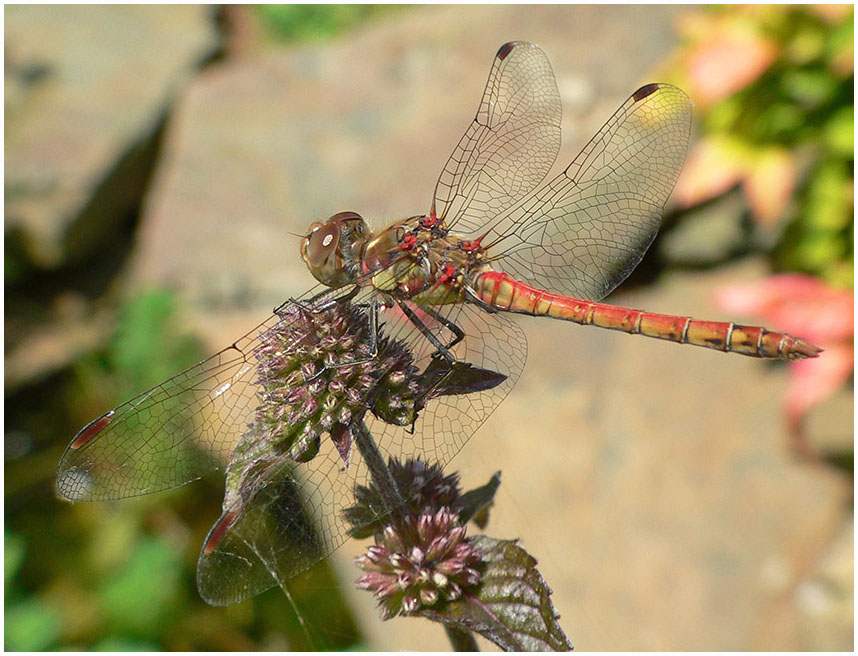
[
  {"x1": 714, "y1": 274, "x2": 853, "y2": 435},
  {"x1": 674, "y1": 137, "x2": 796, "y2": 226},
  {"x1": 742, "y1": 148, "x2": 797, "y2": 227},
  {"x1": 673, "y1": 136, "x2": 746, "y2": 207},
  {"x1": 678, "y1": 12, "x2": 778, "y2": 107}
]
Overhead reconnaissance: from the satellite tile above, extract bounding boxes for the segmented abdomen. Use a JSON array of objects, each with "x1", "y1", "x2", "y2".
[{"x1": 473, "y1": 271, "x2": 822, "y2": 360}]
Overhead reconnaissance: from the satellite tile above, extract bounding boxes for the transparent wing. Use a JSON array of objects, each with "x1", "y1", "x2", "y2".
[
  {"x1": 481, "y1": 83, "x2": 693, "y2": 301},
  {"x1": 433, "y1": 41, "x2": 561, "y2": 234},
  {"x1": 56, "y1": 312, "x2": 293, "y2": 501}
]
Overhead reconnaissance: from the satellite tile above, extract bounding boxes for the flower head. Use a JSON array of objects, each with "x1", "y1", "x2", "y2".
[
  {"x1": 344, "y1": 458, "x2": 461, "y2": 539},
  {"x1": 355, "y1": 506, "x2": 482, "y2": 620},
  {"x1": 247, "y1": 300, "x2": 420, "y2": 465},
  {"x1": 220, "y1": 300, "x2": 422, "y2": 508}
]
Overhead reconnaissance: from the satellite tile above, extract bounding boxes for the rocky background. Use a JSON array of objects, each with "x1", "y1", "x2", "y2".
[{"x1": 5, "y1": 5, "x2": 852, "y2": 651}]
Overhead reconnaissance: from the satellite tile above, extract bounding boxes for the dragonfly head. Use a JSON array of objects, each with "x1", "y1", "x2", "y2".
[{"x1": 301, "y1": 211, "x2": 369, "y2": 287}]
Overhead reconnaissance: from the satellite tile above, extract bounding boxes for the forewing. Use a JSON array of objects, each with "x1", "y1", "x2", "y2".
[
  {"x1": 484, "y1": 83, "x2": 692, "y2": 301},
  {"x1": 433, "y1": 41, "x2": 561, "y2": 234},
  {"x1": 56, "y1": 311, "x2": 309, "y2": 502}
]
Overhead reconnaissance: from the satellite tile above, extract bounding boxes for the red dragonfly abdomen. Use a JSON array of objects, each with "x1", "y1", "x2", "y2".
[{"x1": 473, "y1": 271, "x2": 822, "y2": 361}]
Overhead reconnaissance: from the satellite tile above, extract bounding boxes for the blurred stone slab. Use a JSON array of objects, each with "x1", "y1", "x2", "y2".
[
  {"x1": 5, "y1": 5, "x2": 219, "y2": 269},
  {"x1": 793, "y1": 517, "x2": 853, "y2": 650}
]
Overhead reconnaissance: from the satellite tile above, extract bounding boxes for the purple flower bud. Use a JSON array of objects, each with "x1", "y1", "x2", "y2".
[
  {"x1": 396, "y1": 571, "x2": 414, "y2": 589},
  {"x1": 355, "y1": 571, "x2": 380, "y2": 588},
  {"x1": 435, "y1": 557, "x2": 465, "y2": 576},
  {"x1": 420, "y1": 588, "x2": 439, "y2": 606},
  {"x1": 388, "y1": 552, "x2": 408, "y2": 570},
  {"x1": 409, "y1": 546, "x2": 425, "y2": 564},
  {"x1": 431, "y1": 571, "x2": 448, "y2": 588},
  {"x1": 300, "y1": 396, "x2": 318, "y2": 417},
  {"x1": 415, "y1": 568, "x2": 430, "y2": 585},
  {"x1": 300, "y1": 361, "x2": 318, "y2": 381},
  {"x1": 319, "y1": 336, "x2": 338, "y2": 350},
  {"x1": 463, "y1": 568, "x2": 481, "y2": 586},
  {"x1": 401, "y1": 594, "x2": 419, "y2": 614},
  {"x1": 446, "y1": 583, "x2": 462, "y2": 601},
  {"x1": 323, "y1": 394, "x2": 338, "y2": 410}
]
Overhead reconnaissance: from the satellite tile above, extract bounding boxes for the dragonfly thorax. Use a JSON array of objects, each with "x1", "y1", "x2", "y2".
[{"x1": 361, "y1": 215, "x2": 491, "y2": 305}]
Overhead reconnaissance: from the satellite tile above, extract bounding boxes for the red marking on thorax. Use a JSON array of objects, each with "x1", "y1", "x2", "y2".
[
  {"x1": 431, "y1": 262, "x2": 459, "y2": 291},
  {"x1": 461, "y1": 236, "x2": 483, "y2": 253},
  {"x1": 398, "y1": 232, "x2": 419, "y2": 251},
  {"x1": 419, "y1": 212, "x2": 441, "y2": 230}
]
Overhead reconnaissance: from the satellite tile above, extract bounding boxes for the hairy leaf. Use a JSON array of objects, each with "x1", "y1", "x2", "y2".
[{"x1": 417, "y1": 536, "x2": 572, "y2": 651}]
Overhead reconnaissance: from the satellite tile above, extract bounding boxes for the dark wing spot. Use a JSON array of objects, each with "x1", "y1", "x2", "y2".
[
  {"x1": 70, "y1": 411, "x2": 114, "y2": 449},
  {"x1": 496, "y1": 42, "x2": 515, "y2": 61},
  {"x1": 633, "y1": 83, "x2": 661, "y2": 102},
  {"x1": 203, "y1": 511, "x2": 236, "y2": 554}
]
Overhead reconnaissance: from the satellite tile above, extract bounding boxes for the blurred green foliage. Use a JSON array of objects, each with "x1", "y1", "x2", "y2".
[
  {"x1": 256, "y1": 4, "x2": 404, "y2": 42},
  {"x1": 110, "y1": 290, "x2": 204, "y2": 393},
  {"x1": 4, "y1": 599, "x2": 62, "y2": 651},
  {"x1": 98, "y1": 537, "x2": 183, "y2": 637},
  {"x1": 676, "y1": 5, "x2": 853, "y2": 288},
  {"x1": 5, "y1": 530, "x2": 61, "y2": 651}
]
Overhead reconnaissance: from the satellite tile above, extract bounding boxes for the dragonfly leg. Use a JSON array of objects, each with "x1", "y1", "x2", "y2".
[
  {"x1": 464, "y1": 285, "x2": 499, "y2": 314},
  {"x1": 397, "y1": 301, "x2": 458, "y2": 364},
  {"x1": 281, "y1": 285, "x2": 360, "y2": 314},
  {"x1": 396, "y1": 301, "x2": 480, "y2": 431},
  {"x1": 421, "y1": 305, "x2": 466, "y2": 349},
  {"x1": 302, "y1": 297, "x2": 380, "y2": 383}
]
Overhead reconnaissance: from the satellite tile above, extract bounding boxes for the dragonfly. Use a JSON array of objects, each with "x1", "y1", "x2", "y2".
[{"x1": 57, "y1": 41, "x2": 821, "y2": 606}]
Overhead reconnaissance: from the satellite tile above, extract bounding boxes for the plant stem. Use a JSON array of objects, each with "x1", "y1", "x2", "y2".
[
  {"x1": 445, "y1": 626, "x2": 479, "y2": 651},
  {"x1": 352, "y1": 420, "x2": 405, "y2": 514}
]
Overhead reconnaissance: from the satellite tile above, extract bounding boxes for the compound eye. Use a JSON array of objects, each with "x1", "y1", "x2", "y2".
[
  {"x1": 306, "y1": 222, "x2": 340, "y2": 265},
  {"x1": 328, "y1": 211, "x2": 364, "y2": 230}
]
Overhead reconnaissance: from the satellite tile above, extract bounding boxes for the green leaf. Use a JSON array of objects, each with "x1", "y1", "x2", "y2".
[
  {"x1": 823, "y1": 106, "x2": 853, "y2": 156},
  {"x1": 417, "y1": 537, "x2": 573, "y2": 651},
  {"x1": 458, "y1": 472, "x2": 502, "y2": 529},
  {"x1": 419, "y1": 360, "x2": 508, "y2": 399},
  {"x1": 4, "y1": 599, "x2": 62, "y2": 651},
  {"x1": 97, "y1": 536, "x2": 182, "y2": 637},
  {"x1": 5, "y1": 530, "x2": 26, "y2": 584}
]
